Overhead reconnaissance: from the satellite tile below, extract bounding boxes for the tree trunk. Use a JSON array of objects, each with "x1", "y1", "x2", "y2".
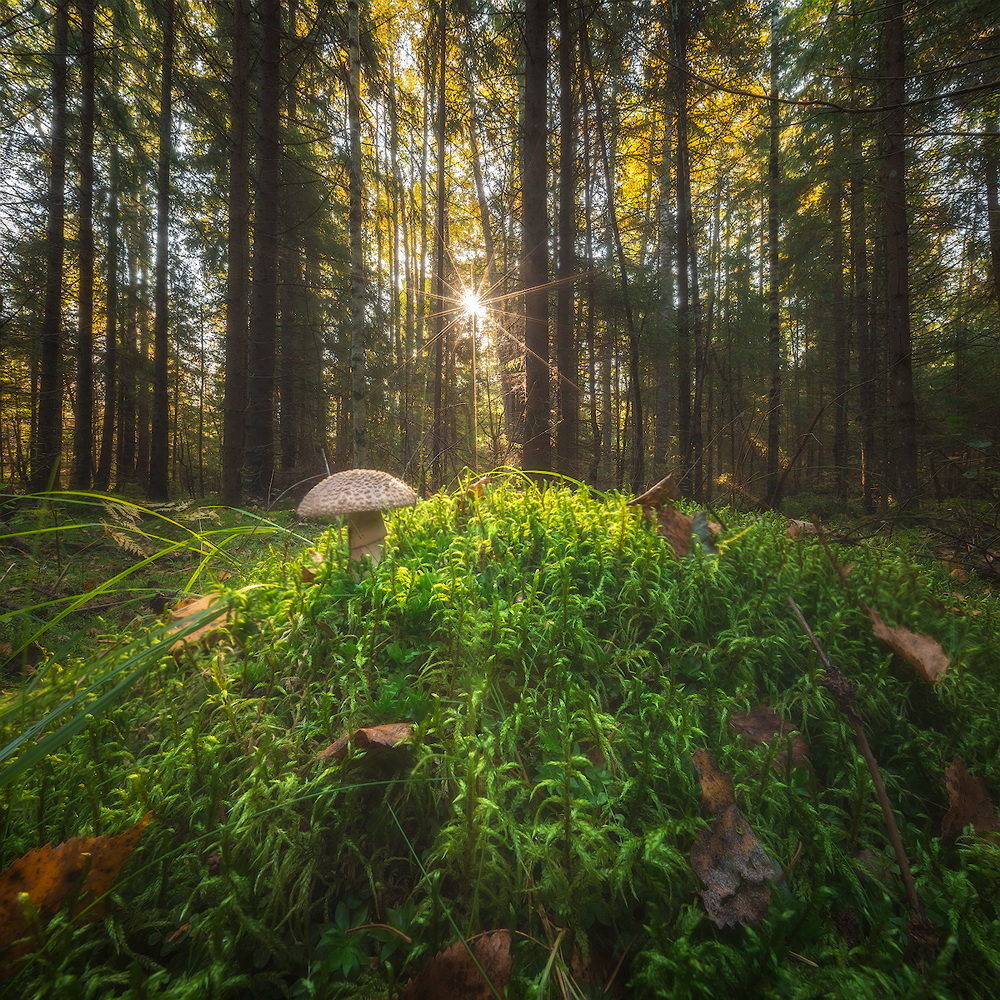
[
  {"x1": 521, "y1": 0, "x2": 550, "y2": 475},
  {"x1": 830, "y1": 123, "x2": 850, "y2": 498},
  {"x1": 148, "y1": 0, "x2": 174, "y2": 501},
  {"x1": 765, "y1": 0, "x2": 782, "y2": 506},
  {"x1": 32, "y1": 0, "x2": 69, "y2": 491},
  {"x1": 881, "y1": 0, "x2": 918, "y2": 507},
  {"x1": 985, "y1": 112, "x2": 1000, "y2": 305},
  {"x1": 655, "y1": 101, "x2": 675, "y2": 469},
  {"x1": 348, "y1": 0, "x2": 368, "y2": 468},
  {"x1": 245, "y1": 0, "x2": 282, "y2": 498},
  {"x1": 221, "y1": 0, "x2": 252, "y2": 505},
  {"x1": 95, "y1": 144, "x2": 119, "y2": 491},
  {"x1": 672, "y1": 4, "x2": 693, "y2": 495},
  {"x1": 72, "y1": 0, "x2": 96, "y2": 490},
  {"x1": 430, "y1": 0, "x2": 449, "y2": 486},
  {"x1": 554, "y1": 0, "x2": 578, "y2": 477}
]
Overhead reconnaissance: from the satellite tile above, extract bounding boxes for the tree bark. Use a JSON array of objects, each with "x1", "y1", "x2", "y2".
[
  {"x1": 31, "y1": 0, "x2": 69, "y2": 491},
  {"x1": 985, "y1": 112, "x2": 1000, "y2": 306},
  {"x1": 347, "y1": 0, "x2": 368, "y2": 467},
  {"x1": 95, "y1": 144, "x2": 119, "y2": 491},
  {"x1": 221, "y1": 0, "x2": 252, "y2": 505},
  {"x1": 554, "y1": 0, "x2": 578, "y2": 478},
  {"x1": 245, "y1": 0, "x2": 282, "y2": 498},
  {"x1": 72, "y1": 0, "x2": 96, "y2": 490},
  {"x1": 148, "y1": 0, "x2": 174, "y2": 501},
  {"x1": 881, "y1": 0, "x2": 918, "y2": 507},
  {"x1": 521, "y1": 0, "x2": 550, "y2": 475},
  {"x1": 765, "y1": 0, "x2": 782, "y2": 506}
]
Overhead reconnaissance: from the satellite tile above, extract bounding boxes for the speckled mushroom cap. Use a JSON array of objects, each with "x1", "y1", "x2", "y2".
[{"x1": 297, "y1": 469, "x2": 417, "y2": 518}]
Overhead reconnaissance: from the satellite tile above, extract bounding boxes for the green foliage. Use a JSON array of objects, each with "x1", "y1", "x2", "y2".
[{"x1": 0, "y1": 483, "x2": 998, "y2": 996}]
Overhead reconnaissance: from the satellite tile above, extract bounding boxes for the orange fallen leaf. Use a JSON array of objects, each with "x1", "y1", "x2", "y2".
[
  {"x1": 316, "y1": 722, "x2": 415, "y2": 762},
  {"x1": 730, "y1": 706, "x2": 809, "y2": 770},
  {"x1": 867, "y1": 607, "x2": 949, "y2": 684},
  {"x1": 941, "y1": 759, "x2": 1000, "y2": 842},
  {"x1": 0, "y1": 813, "x2": 151, "y2": 974},
  {"x1": 690, "y1": 749, "x2": 776, "y2": 928},
  {"x1": 167, "y1": 594, "x2": 232, "y2": 656},
  {"x1": 398, "y1": 929, "x2": 511, "y2": 1000}
]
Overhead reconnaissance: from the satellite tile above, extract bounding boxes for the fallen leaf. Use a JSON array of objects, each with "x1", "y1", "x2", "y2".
[
  {"x1": 0, "y1": 813, "x2": 151, "y2": 973},
  {"x1": 300, "y1": 548, "x2": 326, "y2": 583},
  {"x1": 654, "y1": 507, "x2": 719, "y2": 559},
  {"x1": 399, "y1": 929, "x2": 511, "y2": 1000},
  {"x1": 730, "y1": 706, "x2": 809, "y2": 770},
  {"x1": 941, "y1": 759, "x2": 1000, "y2": 842},
  {"x1": 167, "y1": 594, "x2": 233, "y2": 656},
  {"x1": 690, "y1": 750, "x2": 777, "y2": 928},
  {"x1": 867, "y1": 608, "x2": 949, "y2": 684},
  {"x1": 629, "y1": 474, "x2": 682, "y2": 508},
  {"x1": 317, "y1": 722, "x2": 414, "y2": 762}
]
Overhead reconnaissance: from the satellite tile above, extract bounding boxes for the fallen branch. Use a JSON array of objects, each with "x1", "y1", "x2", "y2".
[{"x1": 788, "y1": 597, "x2": 937, "y2": 964}]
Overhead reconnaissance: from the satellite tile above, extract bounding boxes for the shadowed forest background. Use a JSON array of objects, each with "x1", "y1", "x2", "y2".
[{"x1": 1, "y1": 0, "x2": 999, "y2": 510}]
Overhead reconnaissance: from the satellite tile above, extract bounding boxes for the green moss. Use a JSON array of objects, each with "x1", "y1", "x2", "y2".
[{"x1": 1, "y1": 481, "x2": 999, "y2": 997}]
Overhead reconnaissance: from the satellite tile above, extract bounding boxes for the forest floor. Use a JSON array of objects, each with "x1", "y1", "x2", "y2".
[{"x1": 1, "y1": 482, "x2": 999, "y2": 999}]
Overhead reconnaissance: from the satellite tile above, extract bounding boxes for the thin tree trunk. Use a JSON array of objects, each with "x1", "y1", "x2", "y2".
[
  {"x1": 655, "y1": 103, "x2": 675, "y2": 469},
  {"x1": 765, "y1": 0, "x2": 782, "y2": 506},
  {"x1": 245, "y1": 0, "x2": 281, "y2": 498},
  {"x1": 148, "y1": 0, "x2": 174, "y2": 501},
  {"x1": 830, "y1": 123, "x2": 850, "y2": 498},
  {"x1": 32, "y1": 0, "x2": 69, "y2": 491},
  {"x1": 221, "y1": 0, "x2": 251, "y2": 505},
  {"x1": 554, "y1": 0, "x2": 578, "y2": 477},
  {"x1": 881, "y1": 0, "x2": 918, "y2": 507},
  {"x1": 521, "y1": 0, "x2": 550, "y2": 475},
  {"x1": 985, "y1": 112, "x2": 1000, "y2": 305},
  {"x1": 347, "y1": 0, "x2": 368, "y2": 467},
  {"x1": 95, "y1": 144, "x2": 119, "y2": 490},
  {"x1": 72, "y1": 0, "x2": 96, "y2": 489},
  {"x1": 430, "y1": 0, "x2": 448, "y2": 486}
]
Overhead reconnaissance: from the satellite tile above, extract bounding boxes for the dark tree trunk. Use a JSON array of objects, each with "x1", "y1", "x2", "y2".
[
  {"x1": 95, "y1": 145, "x2": 119, "y2": 491},
  {"x1": 765, "y1": 1, "x2": 782, "y2": 506},
  {"x1": 985, "y1": 112, "x2": 1000, "y2": 305},
  {"x1": 830, "y1": 125, "x2": 850, "y2": 498},
  {"x1": 221, "y1": 0, "x2": 252, "y2": 505},
  {"x1": 72, "y1": 0, "x2": 96, "y2": 490},
  {"x1": 148, "y1": 0, "x2": 174, "y2": 501},
  {"x1": 430, "y1": 0, "x2": 448, "y2": 486},
  {"x1": 245, "y1": 0, "x2": 282, "y2": 498},
  {"x1": 521, "y1": 0, "x2": 550, "y2": 475},
  {"x1": 347, "y1": 0, "x2": 367, "y2": 467},
  {"x1": 881, "y1": 0, "x2": 918, "y2": 507},
  {"x1": 32, "y1": 0, "x2": 69, "y2": 491},
  {"x1": 554, "y1": 0, "x2": 578, "y2": 477},
  {"x1": 672, "y1": 4, "x2": 693, "y2": 495}
]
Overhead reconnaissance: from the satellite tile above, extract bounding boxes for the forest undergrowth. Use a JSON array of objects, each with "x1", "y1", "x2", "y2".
[{"x1": 0, "y1": 478, "x2": 999, "y2": 999}]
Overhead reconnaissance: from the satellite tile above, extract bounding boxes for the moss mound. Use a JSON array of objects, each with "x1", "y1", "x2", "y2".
[{"x1": 2, "y1": 482, "x2": 999, "y2": 998}]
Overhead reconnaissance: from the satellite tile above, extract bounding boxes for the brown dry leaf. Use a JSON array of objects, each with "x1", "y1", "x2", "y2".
[
  {"x1": 654, "y1": 507, "x2": 721, "y2": 559},
  {"x1": 867, "y1": 607, "x2": 949, "y2": 684},
  {"x1": 730, "y1": 706, "x2": 810, "y2": 770},
  {"x1": 941, "y1": 759, "x2": 1000, "y2": 842},
  {"x1": 629, "y1": 473, "x2": 682, "y2": 508},
  {"x1": 300, "y1": 548, "x2": 327, "y2": 583},
  {"x1": 690, "y1": 749, "x2": 777, "y2": 928},
  {"x1": 0, "y1": 813, "x2": 151, "y2": 974},
  {"x1": 398, "y1": 929, "x2": 511, "y2": 1000},
  {"x1": 167, "y1": 593, "x2": 232, "y2": 656},
  {"x1": 316, "y1": 722, "x2": 414, "y2": 762}
]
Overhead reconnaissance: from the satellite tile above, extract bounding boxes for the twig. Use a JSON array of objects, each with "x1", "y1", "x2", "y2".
[{"x1": 788, "y1": 597, "x2": 937, "y2": 964}]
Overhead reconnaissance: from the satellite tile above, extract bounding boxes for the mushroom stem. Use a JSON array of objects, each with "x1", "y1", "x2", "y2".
[{"x1": 347, "y1": 509, "x2": 388, "y2": 564}]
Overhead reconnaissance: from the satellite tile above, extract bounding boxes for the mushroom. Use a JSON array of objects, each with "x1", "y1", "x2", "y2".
[{"x1": 297, "y1": 469, "x2": 417, "y2": 566}]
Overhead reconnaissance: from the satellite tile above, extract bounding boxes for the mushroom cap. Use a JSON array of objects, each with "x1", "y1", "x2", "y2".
[{"x1": 297, "y1": 469, "x2": 418, "y2": 519}]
